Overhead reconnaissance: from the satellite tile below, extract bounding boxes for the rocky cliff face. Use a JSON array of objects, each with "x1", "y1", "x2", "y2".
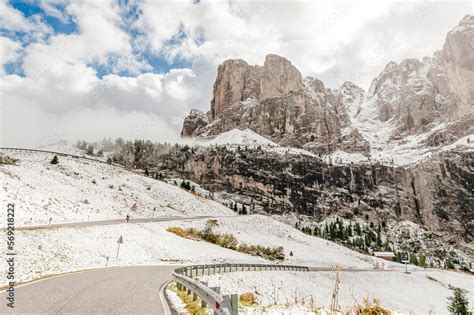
[
  {"x1": 182, "y1": 15, "x2": 473, "y2": 156},
  {"x1": 155, "y1": 146, "x2": 473, "y2": 264},
  {"x1": 367, "y1": 15, "x2": 473, "y2": 138},
  {"x1": 175, "y1": 15, "x2": 474, "y2": 263},
  {"x1": 181, "y1": 109, "x2": 209, "y2": 137},
  {"x1": 183, "y1": 54, "x2": 368, "y2": 155}
]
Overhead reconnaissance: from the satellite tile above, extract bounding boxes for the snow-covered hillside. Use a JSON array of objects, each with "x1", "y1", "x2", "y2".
[
  {"x1": 199, "y1": 128, "x2": 317, "y2": 157},
  {"x1": 174, "y1": 215, "x2": 397, "y2": 270},
  {"x1": 1, "y1": 214, "x2": 403, "y2": 287},
  {"x1": 0, "y1": 150, "x2": 234, "y2": 227},
  {"x1": 202, "y1": 269, "x2": 474, "y2": 314},
  {"x1": 202, "y1": 128, "x2": 278, "y2": 147}
]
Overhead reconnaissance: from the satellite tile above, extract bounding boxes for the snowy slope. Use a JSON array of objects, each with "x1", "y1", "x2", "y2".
[
  {"x1": 1, "y1": 214, "x2": 405, "y2": 287},
  {"x1": 199, "y1": 128, "x2": 317, "y2": 157},
  {"x1": 202, "y1": 269, "x2": 474, "y2": 314},
  {"x1": 203, "y1": 128, "x2": 278, "y2": 147},
  {"x1": 329, "y1": 92, "x2": 474, "y2": 166},
  {"x1": 172, "y1": 215, "x2": 400, "y2": 270},
  {"x1": 0, "y1": 150, "x2": 234, "y2": 227},
  {"x1": 0, "y1": 221, "x2": 266, "y2": 286}
]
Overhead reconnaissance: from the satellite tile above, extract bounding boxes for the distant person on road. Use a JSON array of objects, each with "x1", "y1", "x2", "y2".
[{"x1": 126, "y1": 214, "x2": 130, "y2": 222}]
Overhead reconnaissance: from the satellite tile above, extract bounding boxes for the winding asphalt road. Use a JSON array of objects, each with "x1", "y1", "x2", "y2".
[
  {"x1": 0, "y1": 265, "x2": 176, "y2": 314},
  {"x1": 9, "y1": 215, "x2": 218, "y2": 231}
]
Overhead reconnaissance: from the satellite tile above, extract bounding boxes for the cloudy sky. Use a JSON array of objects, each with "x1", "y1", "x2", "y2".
[{"x1": 0, "y1": 0, "x2": 470, "y2": 147}]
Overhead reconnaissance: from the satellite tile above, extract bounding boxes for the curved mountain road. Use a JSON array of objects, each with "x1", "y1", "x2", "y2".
[
  {"x1": 0, "y1": 265, "x2": 176, "y2": 314},
  {"x1": 4, "y1": 215, "x2": 227, "y2": 231}
]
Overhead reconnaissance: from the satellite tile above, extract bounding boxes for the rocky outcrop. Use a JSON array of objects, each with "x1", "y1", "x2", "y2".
[
  {"x1": 442, "y1": 15, "x2": 474, "y2": 120},
  {"x1": 336, "y1": 81, "x2": 365, "y2": 121},
  {"x1": 184, "y1": 16, "x2": 473, "y2": 153},
  {"x1": 210, "y1": 59, "x2": 261, "y2": 120},
  {"x1": 260, "y1": 54, "x2": 303, "y2": 100},
  {"x1": 368, "y1": 15, "x2": 473, "y2": 137},
  {"x1": 368, "y1": 58, "x2": 446, "y2": 133},
  {"x1": 184, "y1": 54, "x2": 368, "y2": 154},
  {"x1": 181, "y1": 109, "x2": 209, "y2": 137}
]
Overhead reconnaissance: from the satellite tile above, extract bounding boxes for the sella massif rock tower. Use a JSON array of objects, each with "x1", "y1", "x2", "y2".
[{"x1": 182, "y1": 15, "x2": 473, "y2": 157}]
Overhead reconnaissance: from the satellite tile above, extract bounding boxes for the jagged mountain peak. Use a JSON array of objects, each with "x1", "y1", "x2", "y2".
[{"x1": 183, "y1": 16, "x2": 472, "y2": 161}]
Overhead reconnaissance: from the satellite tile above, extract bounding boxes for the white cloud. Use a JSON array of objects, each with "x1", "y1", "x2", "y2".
[
  {"x1": 0, "y1": 0, "x2": 51, "y2": 40},
  {"x1": 0, "y1": 0, "x2": 471, "y2": 147},
  {"x1": 39, "y1": 0, "x2": 71, "y2": 23},
  {"x1": 134, "y1": 0, "x2": 470, "y2": 89},
  {"x1": 0, "y1": 36, "x2": 21, "y2": 74}
]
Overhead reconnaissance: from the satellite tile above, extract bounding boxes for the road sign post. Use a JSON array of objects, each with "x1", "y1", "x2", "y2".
[
  {"x1": 131, "y1": 203, "x2": 138, "y2": 222},
  {"x1": 400, "y1": 252, "x2": 410, "y2": 273},
  {"x1": 116, "y1": 235, "x2": 123, "y2": 259}
]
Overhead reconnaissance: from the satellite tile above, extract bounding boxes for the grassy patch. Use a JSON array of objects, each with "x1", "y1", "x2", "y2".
[
  {"x1": 167, "y1": 220, "x2": 285, "y2": 261},
  {"x1": 171, "y1": 282, "x2": 208, "y2": 315},
  {"x1": 352, "y1": 298, "x2": 391, "y2": 314},
  {"x1": 0, "y1": 155, "x2": 18, "y2": 165},
  {"x1": 240, "y1": 292, "x2": 256, "y2": 307}
]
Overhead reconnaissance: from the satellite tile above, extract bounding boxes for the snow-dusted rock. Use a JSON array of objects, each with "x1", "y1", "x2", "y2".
[{"x1": 181, "y1": 109, "x2": 209, "y2": 137}]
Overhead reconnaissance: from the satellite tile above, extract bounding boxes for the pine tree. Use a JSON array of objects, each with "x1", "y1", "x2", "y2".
[
  {"x1": 418, "y1": 254, "x2": 426, "y2": 267},
  {"x1": 355, "y1": 222, "x2": 362, "y2": 236},
  {"x1": 376, "y1": 230, "x2": 382, "y2": 248},
  {"x1": 50, "y1": 155, "x2": 59, "y2": 165},
  {"x1": 447, "y1": 288, "x2": 470, "y2": 314}
]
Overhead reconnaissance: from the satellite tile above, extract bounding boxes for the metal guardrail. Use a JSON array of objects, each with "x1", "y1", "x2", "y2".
[
  {"x1": 172, "y1": 263, "x2": 309, "y2": 314},
  {"x1": 0, "y1": 147, "x2": 124, "y2": 167}
]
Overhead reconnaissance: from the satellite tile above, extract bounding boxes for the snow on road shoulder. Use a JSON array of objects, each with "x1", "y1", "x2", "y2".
[
  {"x1": 0, "y1": 150, "x2": 234, "y2": 227},
  {"x1": 201, "y1": 269, "x2": 474, "y2": 314}
]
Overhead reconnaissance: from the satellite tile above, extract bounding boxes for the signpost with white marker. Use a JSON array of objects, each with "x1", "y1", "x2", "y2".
[{"x1": 116, "y1": 235, "x2": 123, "y2": 259}]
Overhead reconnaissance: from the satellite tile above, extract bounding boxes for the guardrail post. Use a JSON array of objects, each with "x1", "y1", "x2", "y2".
[
  {"x1": 230, "y1": 294, "x2": 238, "y2": 315},
  {"x1": 223, "y1": 295, "x2": 231, "y2": 313},
  {"x1": 187, "y1": 288, "x2": 191, "y2": 295},
  {"x1": 193, "y1": 292, "x2": 197, "y2": 301},
  {"x1": 177, "y1": 283, "x2": 182, "y2": 291}
]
